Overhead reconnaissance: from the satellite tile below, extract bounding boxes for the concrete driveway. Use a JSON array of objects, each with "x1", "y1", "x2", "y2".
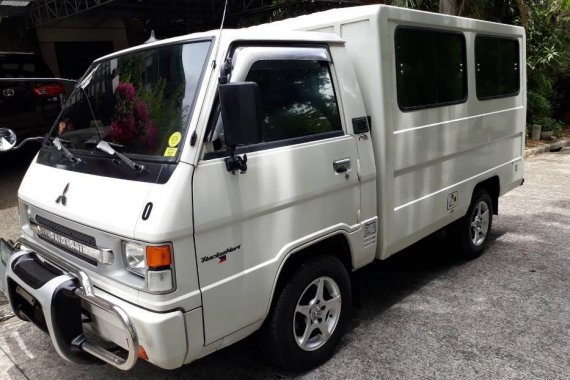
[{"x1": 1, "y1": 149, "x2": 569, "y2": 379}]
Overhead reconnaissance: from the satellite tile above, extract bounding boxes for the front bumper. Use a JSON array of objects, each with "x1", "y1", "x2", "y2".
[
  {"x1": 1, "y1": 238, "x2": 197, "y2": 370},
  {"x1": 1, "y1": 239, "x2": 139, "y2": 370}
]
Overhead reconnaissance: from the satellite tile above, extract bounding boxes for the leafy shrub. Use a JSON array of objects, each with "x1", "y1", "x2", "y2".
[
  {"x1": 527, "y1": 90, "x2": 552, "y2": 122},
  {"x1": 535, "y1": 116, "x2": 564, "y2": 135}
]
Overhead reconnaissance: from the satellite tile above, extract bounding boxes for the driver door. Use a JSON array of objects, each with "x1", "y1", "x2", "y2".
[{"x1": 193, "y1": 46, "x2": 361, "y2": 344}]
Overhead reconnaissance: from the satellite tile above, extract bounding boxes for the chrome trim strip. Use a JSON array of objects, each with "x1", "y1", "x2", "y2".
[
  {"x1": 393, "y1": 106, "x2": 523, "y2": 135},
  {"x1": 393, "y1": 157, "x2": 522, "y2": 211},
  {"x1": 30, "y1": 223, "x2": 114, "y2": 265}
]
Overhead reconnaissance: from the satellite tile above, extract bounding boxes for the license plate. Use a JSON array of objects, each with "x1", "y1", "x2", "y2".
[
  {"x1": 37, "y1": 227, "x2": 87, "y2": 254},
  {"x1": 16, "y1": 285, "x2": 36, "y2": 306},
  {"x1": 32, "y1": 224, "x2": 111, "y2": 264}
]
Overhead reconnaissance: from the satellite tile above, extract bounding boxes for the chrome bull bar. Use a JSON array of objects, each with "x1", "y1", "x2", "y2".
[
  {"x1": 1, "y1": 238, "x2": 139, "y2": 370},
  {"x1": 73, "y1": 271, "x2": 139, "y2": 369}
]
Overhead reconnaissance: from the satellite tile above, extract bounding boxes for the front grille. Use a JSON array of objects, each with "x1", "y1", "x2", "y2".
[
  {"x1": 34, "y1": 215, "x2": 99, "y2": 266},
  {"x1": 35, "y1": 215, "x2": 97, "y2": 248}
]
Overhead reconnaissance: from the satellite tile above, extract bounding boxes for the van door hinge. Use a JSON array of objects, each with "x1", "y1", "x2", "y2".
[{"x1": 356, "y1": 158, "x2": 361, "y2": 181}]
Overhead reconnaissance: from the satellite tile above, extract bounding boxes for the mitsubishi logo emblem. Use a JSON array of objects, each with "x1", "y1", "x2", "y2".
[
  {"x1": 56, "y1": 183, "x2": 70, "y2": 206},
  {"x1": 2, "y1": 88, "x2": 15, "y2": 97}
]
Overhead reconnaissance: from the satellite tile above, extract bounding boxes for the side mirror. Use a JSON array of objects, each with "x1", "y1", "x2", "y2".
[
  {"x1": 219, "y1": 82, "x2": 263, "y2": 147},
  {"x1": 0, "y1": 128, "x2": 17, "y2": 152}
]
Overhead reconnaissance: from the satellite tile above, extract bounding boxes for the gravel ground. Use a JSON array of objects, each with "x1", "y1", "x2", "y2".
[{"x1": 0, "y1": 149, "x2": 569, "y2": 379}]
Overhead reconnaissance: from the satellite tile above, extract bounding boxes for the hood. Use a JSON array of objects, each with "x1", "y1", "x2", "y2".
[{"x1": 18, "y1": 160, "x2": 151, "y2": 239}]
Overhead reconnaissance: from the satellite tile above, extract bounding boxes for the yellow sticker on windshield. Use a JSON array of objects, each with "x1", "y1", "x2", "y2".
[
  {"x1": 168, "y1": 132, "x2": 182, "y2": 148},
  {"x1": 164, "y1": 147, "x2": 177, "y2": 157}
]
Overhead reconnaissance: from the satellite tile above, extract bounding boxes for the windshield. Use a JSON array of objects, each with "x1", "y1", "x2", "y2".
[{"x1": 50, "y1": 40, "x2": 211, "y2": 159}]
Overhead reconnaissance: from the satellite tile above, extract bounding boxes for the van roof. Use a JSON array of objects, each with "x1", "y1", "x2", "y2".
[
  {"x1": 252, "y1": 4, "x2": 524, "y2": 33},
  {"x1": 95, "y1": 4, "x2": 524, "y2": 64},
  {"x1": 95, "y1": 29, "x2": 344, "y2": 63}
]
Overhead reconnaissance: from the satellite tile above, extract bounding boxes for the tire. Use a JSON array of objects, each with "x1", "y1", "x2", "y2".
[
  {"x1": 449, "y1": 189, "x2": 493, "y2": 259},
  {"x1": 260, "y1": 255, "x2": 351, "y2": 371}
]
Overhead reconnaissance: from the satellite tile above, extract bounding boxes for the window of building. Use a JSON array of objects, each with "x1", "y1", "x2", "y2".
[
  {"x1": 475, "y1": 35, "x2": 520, "y2": 99},
  {"x1": 395, "y1": 27, "x2": 467, "y2": 110}
]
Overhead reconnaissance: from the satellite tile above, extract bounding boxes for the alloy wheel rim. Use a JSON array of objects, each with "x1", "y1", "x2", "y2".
[
  {"x1": 293, "y1": 276, "x2": 342, "y2": 351},
  {"x1": 470, "y1": 201, "x2": 490, "y2": 246}
]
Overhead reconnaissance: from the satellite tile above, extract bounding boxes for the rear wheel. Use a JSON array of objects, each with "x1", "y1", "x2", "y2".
[
  {"x1": 260, "y1": 255, "x2": 351, "y2": 371},
  {"x1": 450, "y1": 189, "x2": 493, "y2": 259}
]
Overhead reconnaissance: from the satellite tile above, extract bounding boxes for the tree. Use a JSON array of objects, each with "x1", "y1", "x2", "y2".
[{"x1": 439, "y1": 0, "x2": 458, "y2": 15}]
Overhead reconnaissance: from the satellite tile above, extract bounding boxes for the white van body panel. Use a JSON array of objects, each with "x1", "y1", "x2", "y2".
[
  {"x1": 19, "y1": 160, "x2": 150, "y2": 239},
  {"x1": 256, "y1": 4, "x2": 526, "y2": 259},
  {"x1": 18, "y1": 160, "x2": 204, "y2": 312}
]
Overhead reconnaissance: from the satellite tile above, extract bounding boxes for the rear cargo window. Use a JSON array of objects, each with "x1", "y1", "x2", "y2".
[
  {"x1": 395, "y1": 27, "x2": 467, "y2": 111},
  {"x1": 475, "y1": 35, "x2": 520, "y2": 99}
]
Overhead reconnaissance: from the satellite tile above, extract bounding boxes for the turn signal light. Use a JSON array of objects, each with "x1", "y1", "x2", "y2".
[
  {"x1": 138, "y1": 345, "x2": 148, "y2": 361},
  {"x1": 146, "y1": 245, "x2": 171, "y2": 268}
]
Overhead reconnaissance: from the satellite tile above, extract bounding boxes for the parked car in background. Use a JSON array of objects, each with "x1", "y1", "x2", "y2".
[{"x1": 0, "y1": 52, "x2": 73, "y2": 143}]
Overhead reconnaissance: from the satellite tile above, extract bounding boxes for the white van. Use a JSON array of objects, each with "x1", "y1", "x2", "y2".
[{"x1": 0, "y1": 5, "x2": 525, "y2": 371}]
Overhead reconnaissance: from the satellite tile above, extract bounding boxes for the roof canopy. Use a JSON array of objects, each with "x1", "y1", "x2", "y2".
[{"x1": 0, "y1": 0, "x2": 363, "y2": 30}]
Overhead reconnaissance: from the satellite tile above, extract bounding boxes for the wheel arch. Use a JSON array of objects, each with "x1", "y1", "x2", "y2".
[
  {"x1": 264, "y1": 232, "x2": 353, "y2": 321},
  {"x1": 473, "y1": 175, "x2": 500, "y2": 215}
]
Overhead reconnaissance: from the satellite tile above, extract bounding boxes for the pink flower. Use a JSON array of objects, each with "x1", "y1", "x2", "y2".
[
  {"x1": 116, "y1": 82, "x2": 136, "y2": 102},
  {"x1": 110, "y1": 114, "x2": 136, "y2": 144},
  {"x1": 142, "y1": 122, "x2": 158, "y2": 148},
  {"x1": 133, "y1": 100, "x2": 150, "y2": 123},
  {"x1": 110, "y1": 83, "x2": 159, "y2": 150}
]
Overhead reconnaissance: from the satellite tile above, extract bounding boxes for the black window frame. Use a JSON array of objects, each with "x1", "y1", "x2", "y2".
[
  {"x1": 203, "y1": 51, "x2": 345, "y2": 161},
  {"x1": 475, "y1": 34, "x2": 521, "y2": 101},
  {"x1": 203, "y1": 130, "x2": 344, "y2": 160},
  {"x1": 394, "y1": 25, "x2": 468, "y2": 112}
]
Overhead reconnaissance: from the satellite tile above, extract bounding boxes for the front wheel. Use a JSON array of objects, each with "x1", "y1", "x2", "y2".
[
  {"x1": 450, "y1": 189, "x2": 493, "y2": 259},
  {"x1": 260, "y1": 255, "x2": 351, "y2": 371}
]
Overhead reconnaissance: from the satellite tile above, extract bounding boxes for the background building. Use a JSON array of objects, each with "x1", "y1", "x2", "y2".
[{"x1": 0, "y1": 0, "x2": 366, "y2": 78}]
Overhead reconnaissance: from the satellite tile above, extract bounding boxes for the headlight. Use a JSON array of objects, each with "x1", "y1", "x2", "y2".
[
  {"x1": 123, "y1": 241, "x2": 175, "y2": 293},
  {"x1": 124, "y1": 242, "x2": 146, "y2": 276}
]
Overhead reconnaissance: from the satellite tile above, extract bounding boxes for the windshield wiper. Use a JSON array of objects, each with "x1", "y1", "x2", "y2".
[
  {"x1": 84, "y1": 139, "x2": 123, "y2": 149},
  {"x1": 95, "y1": 140, "x2": 144, "y2": 172},
  {"x1": 69, "y1": 66, "x2": 102, "y2": 143},
  {"x1": 53, "y1": 137, "x2": 81, "y2": 164}
]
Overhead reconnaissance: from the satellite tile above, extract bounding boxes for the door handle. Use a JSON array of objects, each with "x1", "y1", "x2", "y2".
[{"x1": 333, "y1": 158, "x2": 351, "y2": 174}]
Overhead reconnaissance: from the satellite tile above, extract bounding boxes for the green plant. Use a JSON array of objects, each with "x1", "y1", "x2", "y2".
[
  {"x1": 527, "y1": 90, "x2": 552, "y2": 122},
  {"x1": 525, "y1": 124, "x2": 532, "y2": 140},
  {"x1": 536, "y1": 117, "x2": 564, "y2": 136}
]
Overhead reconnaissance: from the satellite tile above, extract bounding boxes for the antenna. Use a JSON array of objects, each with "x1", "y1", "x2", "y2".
[
  {"x1": 219, "y1": 0, "x2": 229, "y2": 34},
  {"x1": 144, "y1": 30, "x2": 157, "y2": 44},
  {"x1": 213, "y1": 0, "x2": 229, "y2": 71}
]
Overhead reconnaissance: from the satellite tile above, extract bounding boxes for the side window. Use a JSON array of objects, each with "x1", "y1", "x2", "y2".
[
  {"x1": 395, "y1": 27, "x2": 467, "y2": 111},
  {"x1": 245, "y1": 59, "x2": 342, "y2": 142},
  {"x1": 475, "y1": 36, "x2": 520, "y2": 99},
  {"x1": 204, "y1": 59, "x2": 342, "y2": 156}
]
